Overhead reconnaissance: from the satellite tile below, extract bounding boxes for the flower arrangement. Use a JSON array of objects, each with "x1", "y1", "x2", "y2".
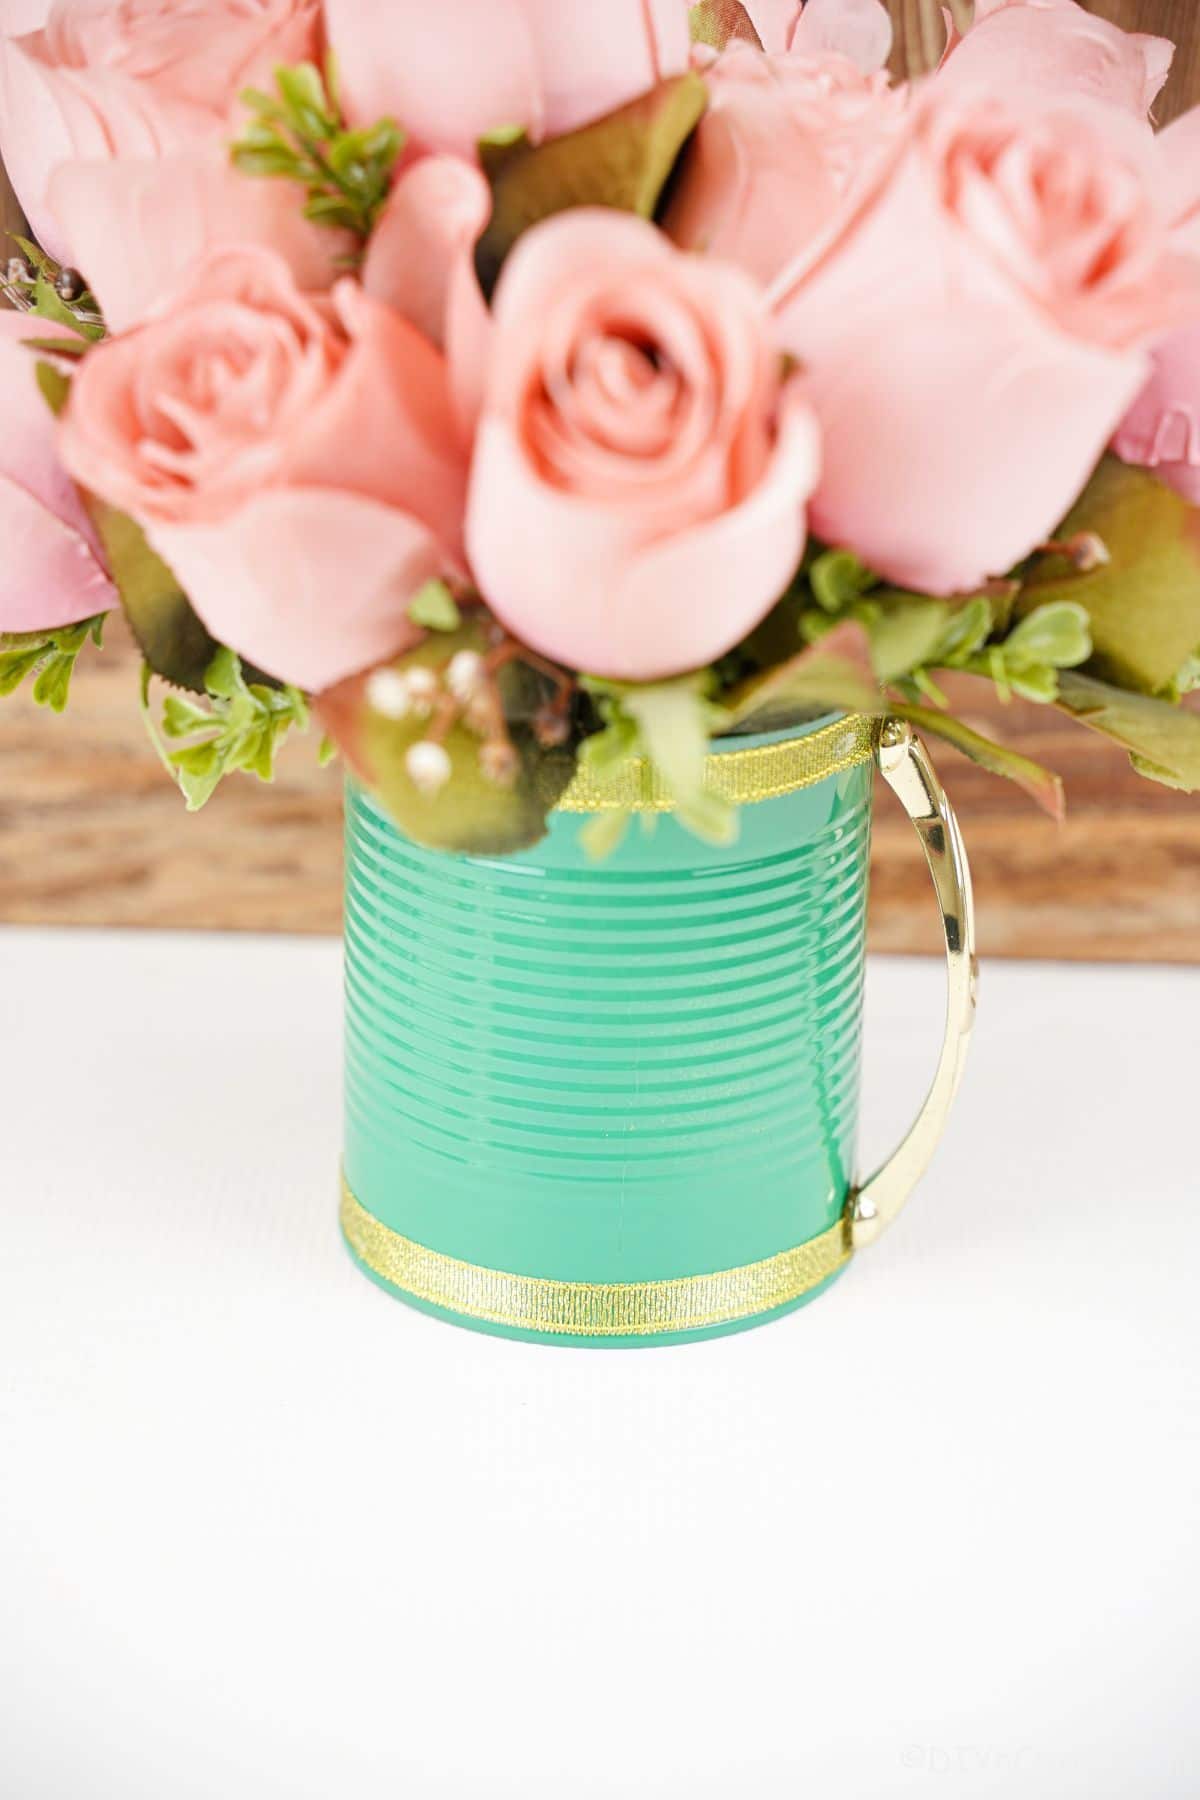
[{"x1": 2, "y1": 0, "x2": 1199, "y2": 857}]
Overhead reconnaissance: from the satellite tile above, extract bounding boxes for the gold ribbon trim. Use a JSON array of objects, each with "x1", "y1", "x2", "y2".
[
  {"x1": 341, "y1": 1178, "x2": 851, "y2": 1338},
  {"x1": 555, "y1": 714, "x2": 880, "y2": 814}
]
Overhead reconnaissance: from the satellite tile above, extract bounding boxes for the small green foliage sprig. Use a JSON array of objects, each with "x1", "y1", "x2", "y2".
[
  {"x1": 142, "y1": 646, "x2": 311, "y2": 811},
  {"x1": 804, "y1": 547, "x2": 1093, "y2": 707},
  {"x1": 0, "y1": 615, "x2": 106, "y2": 714},
  {"x1": 579, "y1": 673, "x2": 733, "y2": 855},
  {"x1": 232, "y1": 59, "x2": 404, "y2": 240}
]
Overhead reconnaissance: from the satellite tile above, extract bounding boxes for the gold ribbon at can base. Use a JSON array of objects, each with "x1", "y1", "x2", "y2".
[
  {"x1": 340, "y1": 1178, "x2": 852, "y2": 1338},
  {"x1": 555, "y1": 713, "x2": 881, "y2": 814}
]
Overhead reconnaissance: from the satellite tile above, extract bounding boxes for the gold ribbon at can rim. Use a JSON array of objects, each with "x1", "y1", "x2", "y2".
[
  {"x1": 340, "y1": 1178, "x2": 852, "y2": 1338},
  {"x1": 555, "y1": 713, "x2": 881, "y2": 814}
]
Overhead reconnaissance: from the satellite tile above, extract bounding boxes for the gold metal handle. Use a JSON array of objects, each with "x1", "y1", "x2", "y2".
[{"x1": 847, "y1": 721, "x2": 979, "y2": 1251}]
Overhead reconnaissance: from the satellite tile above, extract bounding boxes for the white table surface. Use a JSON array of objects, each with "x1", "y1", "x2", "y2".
[{"x1": 1, "y1": 928, "x2": 1197, "y2": 1800}]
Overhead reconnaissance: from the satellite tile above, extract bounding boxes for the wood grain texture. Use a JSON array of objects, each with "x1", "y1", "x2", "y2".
[{"x1": 1, "y1": 1, "x2": 1199, "y2": 956}]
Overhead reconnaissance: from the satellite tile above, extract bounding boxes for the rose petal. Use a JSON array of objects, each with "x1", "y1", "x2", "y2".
[
  {"x1": 939, "y1": 0, "x2": 1173, "y2": 120},
  {"x1": 147, "y1": 490, "x2": 439, "y2": 692},
  {"x1": 1113, "y1": 323, "x2": 1200, "y2": 506},
  {"x1": 290, "y1": 282, "x2": 470, "y2": 561},
  {"x1": 362, "y1": 154, "x2": 493, "y2": 437},
  {"x1": 0, "y1": 478, "x2": 114, "y2": 632}
]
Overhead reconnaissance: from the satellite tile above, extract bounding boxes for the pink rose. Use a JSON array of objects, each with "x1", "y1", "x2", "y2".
[
  {"x1": 466, "y1": 211, "x2": 820, "y2": 681},
  {"x1": 769, "y1": 94, "x2": 1193, "y2": 594},
  {"x1": 0, "y1": 313, "x2": 115, "y2": 633},
  {"x1": 58, "y1": 247, "x2": 470, "y2": 690},
  {"x1": 322, "y1": 0, "x2": 691, "y2": 161},
  {"x1": 743, "y1": 0, "x2": 892, "y2": 73},
  {"x1": 1113, "y1": 108, "x2": 1200, "y2": 505},
  {"x1": 0, "y1": 0, "x2": 342, "y2": 330},
  {"x1": 938, "y1": 0, "x2": 1173, "y2": 121},
  {"x1": 665, "y1": 42, "x2": 904, "y2": 287}
]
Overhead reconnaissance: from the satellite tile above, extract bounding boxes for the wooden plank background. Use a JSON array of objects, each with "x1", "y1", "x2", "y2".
[{"x1": 1, "y1": 0, "x2": 1198, "y2": 957}]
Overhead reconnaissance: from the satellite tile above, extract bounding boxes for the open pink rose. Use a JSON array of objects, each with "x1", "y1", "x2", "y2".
[
  {"x1": 769, "y1": 94, "x2": 1193, "y2": 594},
  {"x1": 466, "y1": 211, "x2": 820, "y2": 681},
  {"x1": 59, "y1": 247, "x2": 470, "y2": 690},
  {"x1": 0, "y1": 313, "x2": 115, "y2": 633},
  {"x1": 322, "y1": 0, "x2": 691, "y2": 160},
  {"x1": 0, "y1": 0, "x2": 343, "y2": 329},
  {"x1": 666, "y1": 42, "x2": 904, "y2": 287},
  {"x1": 743, "y1": 0, "x2": 892, "y2": 73},
  {"x1": 938, "y1": 0, "x2": 1173, "y2": 121}
]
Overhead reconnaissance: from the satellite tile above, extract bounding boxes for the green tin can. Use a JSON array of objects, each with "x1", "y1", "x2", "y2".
[{"x1": 340, "y1": 716, "x2": 976, "y2": 1346}]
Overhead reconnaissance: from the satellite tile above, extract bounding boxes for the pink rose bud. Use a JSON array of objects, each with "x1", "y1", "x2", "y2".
[
  {"x1": 466, "y1": 211, "x2": 821, "y2": 682},
  {"x1": 0, "y1": 313, "x2": 115, "y2": 634}
]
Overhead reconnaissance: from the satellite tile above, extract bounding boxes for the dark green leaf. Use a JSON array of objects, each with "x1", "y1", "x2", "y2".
[
  {"x1": 81, "y1": 498, "x2": 218, "y2": 692},
  {"x1": 475, "y1": 72, "x2": 708, "y2": 297}
]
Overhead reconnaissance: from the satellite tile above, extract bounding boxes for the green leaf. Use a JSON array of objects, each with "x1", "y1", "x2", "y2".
[
  {"x1": 407, "y1": 579, "x2": 462, "y2": 632},
  {"x1": 722, "y1": 620, "x2": 881, "y2": 733},
  {"x1": 931, "y1": 596, "x2": 994, "y2": 668},
  {"x1": 894, "y1": 703, "x2": 1066, "y2": 822},
  {"x1": 1002, "y1": 601, "x2": 1092, "y2": 674},
  {"x1": 475, "y1": 72, "x2": 708, "y2": 297},
  {"x1": 80, "y1": 499, "x2": 218, "y2": 693},
  {"x1": 1055, "y1": 671, "x2": 1200, "y2": 793},
  {"x1": 0, "y1": 614, "x2": 107, "y2": 714},
  {"x1": 689, "y1": 0, "x2": 764, "y2": 49},
  {"x1": 24, "y1": 335, "x2": 88, "y2": 363},
  {"x1": 35, "y1": 359, "x2": 72, "y2": 416},
  {"x1": 317, "y1": 623, "x2": 576, "y2": 855},
  {"x1": 1020, "y1": 458, "x2": 1200, "y2": 697},
  {"x1": 607, "y1": 673, "x2": 736, "y2": 844},
  {"x1": 809, "y1": 548, "x2": 878, "y2": 615},
  {"x1": 276, "y1": 61, "x2": 338, "y2": 139},
  {"x1": 232, "y1": 144, "x2": 306, "y2": 179},
  {"x1": 579, "y1": 808, "x2": 633, "y2": 861},
  {"x1": 866, "y1": 596, "x2": 951, "y2": 685},
  {"x1": 231, "y1": 61, "x2": 402, "y2": 239},
  {"x1": 143, "y1": 648, "x2": 310, "y2": 811},
  {"x1": 31, "y1": 272, "x2": 103, "y2": 341}
]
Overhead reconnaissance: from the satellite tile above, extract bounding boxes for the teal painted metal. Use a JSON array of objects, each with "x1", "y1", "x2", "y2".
[{"x1": 342, "y1": 727, "x2": 875, "y2": 1344}]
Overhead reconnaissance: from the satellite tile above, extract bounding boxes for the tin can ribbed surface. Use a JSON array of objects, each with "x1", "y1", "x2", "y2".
[{"x1": 343, "y1": 746, "x2": 874, "y2": 1309}]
